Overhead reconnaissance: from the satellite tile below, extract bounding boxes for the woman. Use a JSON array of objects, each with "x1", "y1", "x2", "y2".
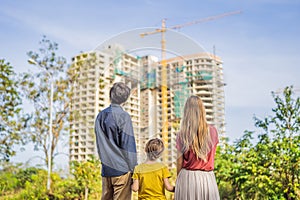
[{"x1": 175, "y1": 95, "x2": 220, "y2": 200}]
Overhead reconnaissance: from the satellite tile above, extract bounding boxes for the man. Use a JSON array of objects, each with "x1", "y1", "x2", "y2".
[{"x1": 95, "y1": 82, "x2": 137, "y2": 200}]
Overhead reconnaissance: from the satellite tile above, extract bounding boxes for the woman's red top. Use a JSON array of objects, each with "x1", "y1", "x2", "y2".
[{"x1": 176, "y1": 125, "x2": 219, "y2": 171}]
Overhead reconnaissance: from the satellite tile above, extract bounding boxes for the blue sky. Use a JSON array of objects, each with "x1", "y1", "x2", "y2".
[{"x1": 1, "y1": 0, "x2": 300, "y2": 165}]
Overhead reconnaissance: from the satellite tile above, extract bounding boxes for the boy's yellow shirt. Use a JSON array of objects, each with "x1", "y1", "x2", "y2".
[{"x1": 132, "y1": 162, "x2": 170, "y2": 200}]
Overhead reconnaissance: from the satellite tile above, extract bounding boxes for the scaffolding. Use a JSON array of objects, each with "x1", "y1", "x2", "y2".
[{"x1": 69, "y1": 48, "x2": 225, "y2": 168}]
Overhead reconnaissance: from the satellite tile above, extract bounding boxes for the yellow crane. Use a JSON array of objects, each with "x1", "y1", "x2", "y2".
[{"x1": 140, "y1": 10, "x2": 242, "y2": 163}]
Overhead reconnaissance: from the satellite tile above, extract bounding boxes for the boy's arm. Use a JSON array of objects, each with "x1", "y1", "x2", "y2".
[
  {"x1": 131, "y1": 179, "x2": 139, "y2": 192},
  {"x1": 164, "y1": 178, "x2": 175, "y2": 192}
]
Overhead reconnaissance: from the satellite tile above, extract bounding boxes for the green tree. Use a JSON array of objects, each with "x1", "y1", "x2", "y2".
[
  {"x1": 0, "y1": 163, "x2": 20, "y2": 196},
  {"x1": 214, "y1": 138, "x2": 236, "y2": 199},
  {"x1": 254, "y1": 86, "x2": 300, "y2": 199},
  {"x1": 231, "y1": 131, "x2": 266, "y2": 199},
  {"x1": 19, "y1": 36, "x2": 71, "y2": 191},
  {"x1": 0, "y1": 165, "x2": 47, "y2": 199},
  {"x1": 0, "y1": 165, "x2": 81, "y2": 200},
  {"x1": 0, "y1": 59, "x2": 26, "y2": 162},
  {"x1": 52, "y1": 177, "x2": 81, "y2": 200},
  {"x1": 16, "y1": 168, "x2": 49, "y2": 200},
  {"x1": 71, "y1": 157, "x2": 102, "y2": 200},
  {"x1": 16, "y1": 167, "x2": 40, "y2": 189},
  {"x1": 216, "y1": 86, "x2": 299, "y2": 199}
]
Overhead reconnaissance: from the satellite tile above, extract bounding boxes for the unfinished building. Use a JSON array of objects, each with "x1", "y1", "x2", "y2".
[{"x1": 69, "y1": 44, "x2": 225, "y2": 168}]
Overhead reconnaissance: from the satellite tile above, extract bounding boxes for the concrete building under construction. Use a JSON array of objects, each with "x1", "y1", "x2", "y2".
[{"x1": 69, "y1": 44, "x2": 225, "y2": 168}]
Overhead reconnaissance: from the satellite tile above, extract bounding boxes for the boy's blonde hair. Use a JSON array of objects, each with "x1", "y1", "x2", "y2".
[{"x1": 145, "y1": 138, "x2": 164, "y2": 161}]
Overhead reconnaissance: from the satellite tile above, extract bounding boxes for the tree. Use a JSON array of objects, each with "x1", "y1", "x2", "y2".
[
  {"x1": 71, "y1": 157, "x2": 102, "y2": 200},
  {"x1": 0, "y1": 59, "x2": 26, "y2": 162},
  {"x1": 19, "y1": 36, "x2": 71, "y2": 190},
  {"x1": 216, "y1": 86, "x2": 299, "y2": 199},
  {"x1": 214, "y1": 138, "x2": 236, "y2": 199},
  {"x1": 0, "y1": 162, "x2": 20, "y2": 196},
  {"x1": 254, "y1": 86, "x2": 300, "y2": 199}
]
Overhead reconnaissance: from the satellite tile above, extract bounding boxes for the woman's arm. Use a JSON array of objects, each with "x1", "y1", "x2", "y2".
[
  {"x1": 177, "y1": 151, "x2": 183, "y2": 175},
  {"x1": 164, "y1": 178, "x2": 175, "y2": 192},
  {"x1": 131, "y1": 179, "x2": 139, "y2": 192}
]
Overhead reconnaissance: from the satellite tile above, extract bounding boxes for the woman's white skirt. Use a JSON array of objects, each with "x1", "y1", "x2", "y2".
[{"x1": 175, "y1": 168, "x2": 220, "y2": 200}]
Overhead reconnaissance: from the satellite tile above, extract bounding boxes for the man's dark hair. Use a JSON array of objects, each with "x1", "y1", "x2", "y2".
[{"x1": 110, "y1": 82, "x2": 131, "y2": 104}]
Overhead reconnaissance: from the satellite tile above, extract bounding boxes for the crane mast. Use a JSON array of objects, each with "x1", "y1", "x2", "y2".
[{"x1": 160, "y1": 19, "x2": 168, "y2": 162}]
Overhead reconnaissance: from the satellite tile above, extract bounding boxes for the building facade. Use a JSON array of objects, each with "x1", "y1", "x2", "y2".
[{"x1": 69, "y1": 45, "x2": 225, "y2": 167}]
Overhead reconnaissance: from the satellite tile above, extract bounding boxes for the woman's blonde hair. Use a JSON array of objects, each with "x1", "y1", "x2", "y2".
[
  {"x1": 145, "y1": 138, "x2": 164, "y2": 161},
  {"x1": 179, "y1": 95, "x2": 212, "y2": 161}
]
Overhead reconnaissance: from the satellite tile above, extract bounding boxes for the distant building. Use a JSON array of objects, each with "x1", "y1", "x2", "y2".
[{"x1": 69, "y1": 44, "x2": 225, "y2": 168}]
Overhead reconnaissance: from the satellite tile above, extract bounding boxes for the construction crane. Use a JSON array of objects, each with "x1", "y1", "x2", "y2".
[{"x1": 140, "y1": 10, "x2": 242, "y2": 163}]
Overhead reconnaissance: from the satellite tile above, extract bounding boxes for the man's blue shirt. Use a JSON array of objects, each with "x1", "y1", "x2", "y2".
[{"x1": 95, "y1": 104, "x2": 137, "y2": 177}]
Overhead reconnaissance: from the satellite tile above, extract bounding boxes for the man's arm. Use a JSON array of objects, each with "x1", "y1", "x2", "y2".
[
  {"x1": 119, "y1": 112, "x2": 137, "y2": 171},
  {"x1": 131, "y1": 179, "x2": 139, "y2": 192},
  {"x1": 94, "y1": 114, "x2": 102, "y2": 159}
]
